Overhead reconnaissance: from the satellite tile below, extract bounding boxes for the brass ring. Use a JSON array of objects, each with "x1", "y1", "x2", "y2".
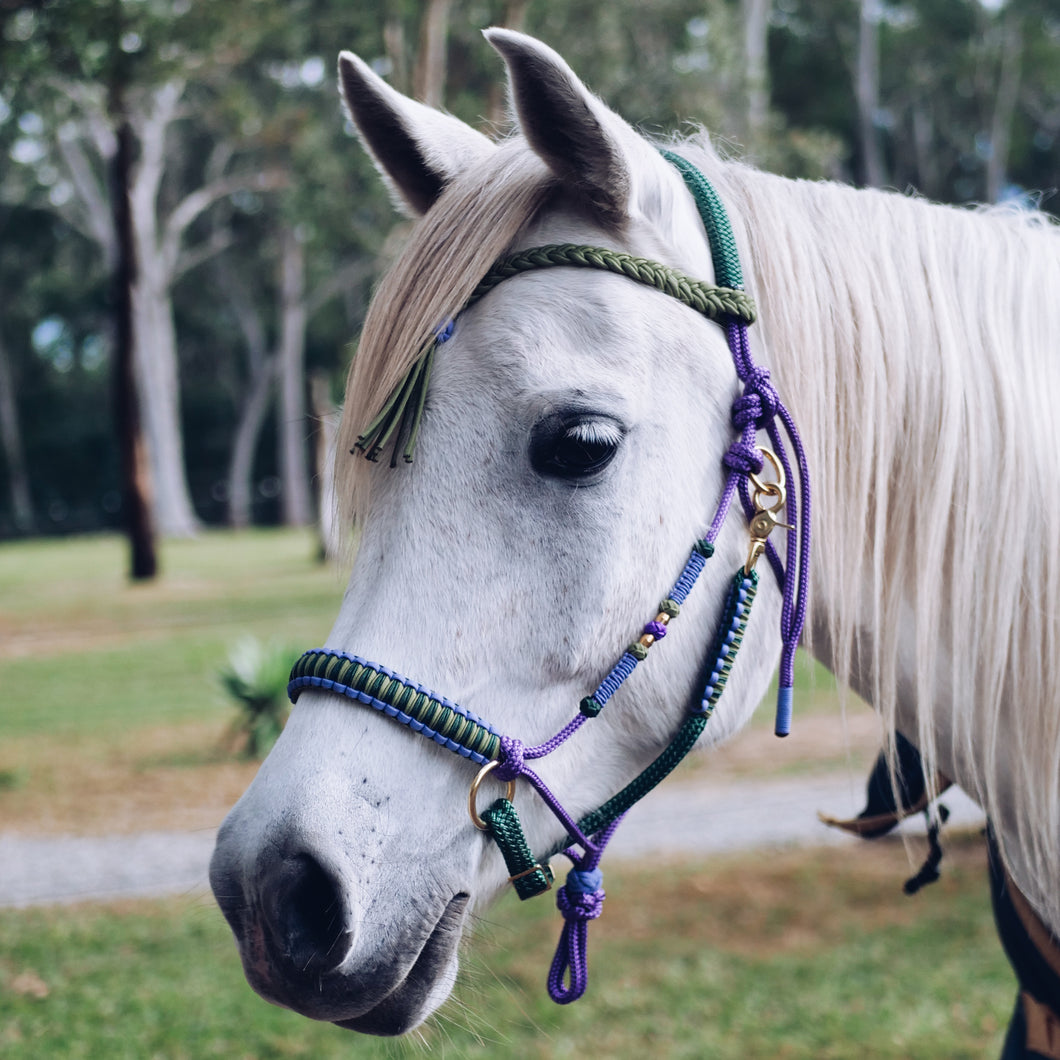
[
  {"x1": 748, "y1": 447, "x2": 786, "y2": 497},
  {"x1": 468, "y1": 760, "x2": 517, "y2": 831}
]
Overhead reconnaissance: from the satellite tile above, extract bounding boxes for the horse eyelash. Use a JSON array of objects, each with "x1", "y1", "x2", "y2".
[{"x1": 564, "y1": 421, "x2": 623, "y2": 447}]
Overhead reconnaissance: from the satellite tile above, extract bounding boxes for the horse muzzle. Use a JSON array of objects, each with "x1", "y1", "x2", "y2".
[{"x1": 209, "y1": 814, "x2": 471, "y2": 1035}]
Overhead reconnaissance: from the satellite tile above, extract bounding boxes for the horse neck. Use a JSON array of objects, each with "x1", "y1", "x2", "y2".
[{"x1": 704, "y1": 153, "x2": 1060, "y2": 932}]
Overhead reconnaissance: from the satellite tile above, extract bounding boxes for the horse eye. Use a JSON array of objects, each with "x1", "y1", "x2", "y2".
[{"x1": 530, "y1": 416, "x2": 624, "y2": 480}]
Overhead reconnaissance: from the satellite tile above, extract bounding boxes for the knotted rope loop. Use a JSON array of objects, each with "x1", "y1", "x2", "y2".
[
  {"x1": 548, "y1": 866, "x2": 606, "y2": 1004},
  {"x1": 732, "y1": 366, "x2": 780, "y2": 432},
  {"x1": 494, "y1": 735, "x2": 526, "y2": 782},
  {"x1": 723, "y1": 440, "x2": 765, "y2": 475},
  {"x1": 556, "y1": 880, "x2": 605, "y2": 921}
]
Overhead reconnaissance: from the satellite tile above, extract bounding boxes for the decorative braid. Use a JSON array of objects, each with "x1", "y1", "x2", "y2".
[
  {"x1": 469, "y1": 245, "x2": 756, "y2": 324},
  {"x1": 661, "y1": 150, "x2": 744, "y2": 290},
  {"x1": 287, "y1": 649, "x2": 502, "y2": 765}
]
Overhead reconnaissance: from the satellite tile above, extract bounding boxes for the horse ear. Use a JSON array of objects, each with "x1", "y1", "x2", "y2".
[
  {"x1": 338, "y1": 51, "x2": 494, "y2": 217},
  {"x1": 484, "y1": 28, "x2": 663, "y2": 225}
]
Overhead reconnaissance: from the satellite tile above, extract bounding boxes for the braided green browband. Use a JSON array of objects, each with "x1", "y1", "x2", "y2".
[{"x1": 354, "y1": 242, "x2": 757, "y2": 466}]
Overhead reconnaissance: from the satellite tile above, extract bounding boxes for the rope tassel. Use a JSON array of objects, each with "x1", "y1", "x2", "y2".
[{"x1": 548, "y1": 867, "x2": 606, "y2": 1004}]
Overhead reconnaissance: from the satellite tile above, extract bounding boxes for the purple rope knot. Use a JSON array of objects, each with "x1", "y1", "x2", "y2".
[
  {"x1": 644, "y1": 620, "x2": 667, "y2": 640},
  {"x1": 723, "y1": 440, "x2": 765, "y2": 475},
  {"x1": 737, "y1": 366, "x2": 780, "y2": 427},
  {"x1": 494, "y1": 735, "x2": 525, "y2": 782},
  {"x1": 556, "y1": 868, "x2": 605, "y2": 921}
]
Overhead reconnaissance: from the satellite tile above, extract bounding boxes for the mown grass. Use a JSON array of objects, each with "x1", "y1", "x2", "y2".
[
  {"x1": 0, "y1": 529, "x2": 343, "y2": 739},
  {"x1": 0, "y1": 837, "x2": 1010, "y2": 1059}
]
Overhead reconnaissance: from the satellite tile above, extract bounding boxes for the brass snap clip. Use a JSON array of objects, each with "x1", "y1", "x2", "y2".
[
  {"x1": 468, "y1": 759, "x2": 517, "y2": 831},
  {"x1": 745, "y1": 448, "x2": 794, "y2": 574}
]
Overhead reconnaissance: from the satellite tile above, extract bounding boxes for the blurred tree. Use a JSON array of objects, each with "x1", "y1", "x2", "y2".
[
  {"x1": 1, "y1": 0, "x2": 1056, "y2": 546},
  {"x1": 1, "y1": 0, "x2": 287, "y2": 537}
]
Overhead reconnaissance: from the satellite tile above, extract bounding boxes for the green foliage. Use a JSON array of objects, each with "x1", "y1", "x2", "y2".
[{"x1": 217, "y1": 636, "x2": 298, "y2": 758}]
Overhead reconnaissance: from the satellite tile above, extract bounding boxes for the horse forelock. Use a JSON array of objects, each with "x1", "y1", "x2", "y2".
[{"x1": 335, "y1": 141, "x2": 556, "y2": 530}]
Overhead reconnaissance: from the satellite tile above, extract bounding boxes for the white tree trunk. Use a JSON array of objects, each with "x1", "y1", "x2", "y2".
[
  {"x1": 742, "y1": 0, "x2": 772, "y2": 152},
  {"x1": 129, "y1": 251, "x2": 200, "y2": 537},
  {"x1": 277, "y1": 224, "x2": 312, "y2": 527},
  {"x1": 856, "y1": 0, "x2": 885, "y2": 187},
  {"x1": 128, "y1": 85, "x2": 201, "y2": 537},
  {"x1": 310, "y1": 371, "x2": 342, "y2": 560},
  {"x1": 227, "y1": 362, "x2": 274, "y2": 529}
]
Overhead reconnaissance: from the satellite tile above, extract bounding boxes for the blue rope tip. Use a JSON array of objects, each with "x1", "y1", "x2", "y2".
[{"x1": 774, "y1": 686, "x2": 793, "y2": 737}]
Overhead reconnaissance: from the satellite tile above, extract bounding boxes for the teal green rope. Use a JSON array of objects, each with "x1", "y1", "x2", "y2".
[
  {"x1": 482, "y1": 798, "x2": 555, "y2": 899},
  {"x1": 660, "y1": 150, "x2": 744, "y2": 291}
]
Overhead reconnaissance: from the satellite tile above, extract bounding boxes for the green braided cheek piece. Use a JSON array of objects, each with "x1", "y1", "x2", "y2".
[{"x1": 354, "y1": 243, "x2": 756, "y2": 466}]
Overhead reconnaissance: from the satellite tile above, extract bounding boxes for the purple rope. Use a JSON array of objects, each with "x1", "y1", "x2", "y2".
[
  {"x1": 486, "y1": 298, "x2": 812, "y2": 1006},
  {"x1": 724, "y1": 319, "x2": 811, "y2": 733},
  {"x1": 547, "y1": 814, "x2": 625, "y2": 1003}
]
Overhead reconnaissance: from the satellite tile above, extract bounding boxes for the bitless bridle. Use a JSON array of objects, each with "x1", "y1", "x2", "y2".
[{"x1": 287, "y1": 152, "x2": 811, "y2": 1003}]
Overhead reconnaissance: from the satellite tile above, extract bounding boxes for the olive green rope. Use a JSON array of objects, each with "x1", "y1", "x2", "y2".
[
  {"x1": 468, "y1": 245, "x2": 755, "y2": 324},
  {"x1": 354, "y1": 240, "x2": 756, "y2": 465}
]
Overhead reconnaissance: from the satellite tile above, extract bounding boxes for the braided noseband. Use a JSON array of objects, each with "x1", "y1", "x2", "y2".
[{"x1": 289, "y1": 151, "x2": 811, "y2": 1004}]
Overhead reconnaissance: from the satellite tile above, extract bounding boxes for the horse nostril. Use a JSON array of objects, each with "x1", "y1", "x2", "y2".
[{"x1": 263, "y1": 853, "x2": 353, "y2": 976}]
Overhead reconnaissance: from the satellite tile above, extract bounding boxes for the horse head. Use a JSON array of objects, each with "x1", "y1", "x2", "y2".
[{"x1": 210, "y1": 29, "x2": 799, "y2": 1035}]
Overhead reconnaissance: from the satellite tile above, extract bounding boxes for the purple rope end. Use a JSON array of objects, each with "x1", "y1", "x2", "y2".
[{"x1": 775, "y1": 685, "x2": 793, "y2": 737}]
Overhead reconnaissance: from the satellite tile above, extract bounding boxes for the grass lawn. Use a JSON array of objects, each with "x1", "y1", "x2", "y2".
[
  {"x1": 0, "y1": 530, "x2": 343, "y2": 833},
  {"x1": 0, "y1": 835, "x2": 1011, "y2": 1059}
]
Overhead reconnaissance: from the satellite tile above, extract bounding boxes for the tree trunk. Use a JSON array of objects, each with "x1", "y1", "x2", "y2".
[
  {"x1": 742, "y1": 0, "x2": 772, "y2": 153},
  {"x1": 310, "y1": 370, "x2": 342, "y2": 561},
  {"x1": 276, "y1": 224, "x2": 312, "y2": 527},
  {"x1": 413, "y1": 0, "x2": 453, "y2": 107},
  {"x1": 227, "y1": 360, "x2": 274, "y2": 529},
  {"x1": 986, "y1": 19, "x2": 1023, "y2": 203},
  {"x1": 128, "y1": 84, "x2": 201, "y2": 538},
  {"x1": 0, "y1": 325, "x2": 34, "y2": 534},
  {"x1": 856, "y1": 0, "x2": 885, "y2": 187},
  {"x1": 111, "y1": 115, "x2": 158, "y2": 580},
  {"x1": 129, "y1": 251, "x2": 200, "y2": 536}
]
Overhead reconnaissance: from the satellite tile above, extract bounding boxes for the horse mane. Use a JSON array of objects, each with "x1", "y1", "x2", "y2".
[
  {"x1": 687, "y1": 138, "x2": 1060, "y2": 928},
  {"x1": 338, "y1": 124, "x2": 1060, "y2": 927},
  {"x1": 336, "y1": 141, "x2": 556, "y2": 527}
]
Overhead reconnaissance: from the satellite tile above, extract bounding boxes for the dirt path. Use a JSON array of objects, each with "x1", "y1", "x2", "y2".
[{"x1": 0, "y1": 772, "x2": 984, "y2": 909}]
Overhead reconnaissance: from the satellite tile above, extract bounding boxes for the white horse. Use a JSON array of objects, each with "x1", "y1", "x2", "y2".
[{"x1": 210, "y1": 29, "x2": 1060, "y2": 1043}]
